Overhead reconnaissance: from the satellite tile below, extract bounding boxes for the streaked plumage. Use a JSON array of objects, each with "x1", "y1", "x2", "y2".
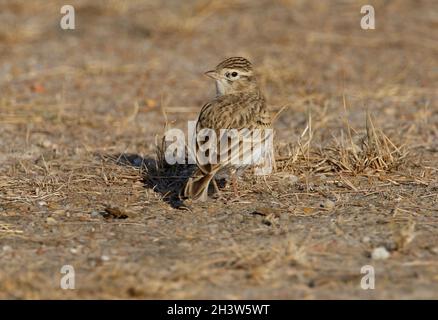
[{"x1": 183, "y1": 57, "x2": 273, "y2": 201}]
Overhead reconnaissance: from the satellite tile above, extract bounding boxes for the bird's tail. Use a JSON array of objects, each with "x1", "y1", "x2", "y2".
[{"x1": 183, "y1": 169, "x2": 214, "y2": 202}]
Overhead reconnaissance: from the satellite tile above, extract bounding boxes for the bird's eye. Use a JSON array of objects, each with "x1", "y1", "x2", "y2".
[{"x1": 231, "y1": 71, "x2": 238, "y2": 77}]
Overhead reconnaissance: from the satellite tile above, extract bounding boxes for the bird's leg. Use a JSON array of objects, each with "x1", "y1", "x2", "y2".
[
  {"x1": 211, "y1": 179, "x2": 227, "y2": 201},
  {"x1": 231, "y1": 173, "x2": 240, "y2": 197},
  {"x1": 212, "y1": 179, "x2": 221, "y2": 194}
]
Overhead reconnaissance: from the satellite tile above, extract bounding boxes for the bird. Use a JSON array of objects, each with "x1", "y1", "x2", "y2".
[{"x1": 183, "y1": 57, "x2": 273, "y2": 202}]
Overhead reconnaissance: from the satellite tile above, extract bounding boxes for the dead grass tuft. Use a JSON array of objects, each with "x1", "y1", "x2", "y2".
[
  {"x1": 277, "y1": 109, "x2": 409, "y2": 176},
  {"x1": 323, "y1": 111, "x2": 409, "y2": 174}
]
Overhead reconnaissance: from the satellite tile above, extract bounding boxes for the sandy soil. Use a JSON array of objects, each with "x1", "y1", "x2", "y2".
[{"x1": 0, "y1": 0, "x2": 437, "y2": 299}]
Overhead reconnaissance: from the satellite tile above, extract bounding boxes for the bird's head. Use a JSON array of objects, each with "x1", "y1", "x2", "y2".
[{"x1": 204, "y1": 57, "x2": 258, "y2": 95}]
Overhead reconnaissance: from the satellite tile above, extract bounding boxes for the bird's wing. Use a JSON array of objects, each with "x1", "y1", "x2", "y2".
[
  {"x1": 194, "y1": 94, "x2": 272, "y2": 173},
  {"x1": 197, "y1": 93, "x2": 271, "y2": 131}
]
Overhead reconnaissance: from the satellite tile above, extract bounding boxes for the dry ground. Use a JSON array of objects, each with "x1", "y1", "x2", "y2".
[{"x1": 0, "y1": 0, "x2": 437, "y2": 299}]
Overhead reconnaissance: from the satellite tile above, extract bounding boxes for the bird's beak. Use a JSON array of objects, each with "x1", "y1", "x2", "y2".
[{"x1": 204, "y1": 70, "x2": 220, "y2": 80}]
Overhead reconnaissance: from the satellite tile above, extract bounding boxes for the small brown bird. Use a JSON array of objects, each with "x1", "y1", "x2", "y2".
[{"x1": 183, "y1": 57, "x2": 273, "y2": 201}]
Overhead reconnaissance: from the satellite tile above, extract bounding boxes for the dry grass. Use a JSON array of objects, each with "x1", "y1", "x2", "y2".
[{"x1": 276, "y1": 108, "x2": 409, "y2": 176}]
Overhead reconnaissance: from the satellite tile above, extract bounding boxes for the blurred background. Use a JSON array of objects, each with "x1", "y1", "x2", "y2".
[{"x1": 1, "y1": 1, "x2": 436, "y2": 143}]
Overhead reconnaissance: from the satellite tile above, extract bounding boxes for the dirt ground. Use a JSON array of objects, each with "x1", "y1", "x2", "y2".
[{"x1": 0, "y1": 0, "x2": 437, "y2": 299}]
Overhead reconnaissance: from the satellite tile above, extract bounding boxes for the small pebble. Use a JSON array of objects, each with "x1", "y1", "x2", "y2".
[
  {"x1": 371, "y1": 246, "x2": 390, "y2": 260},
  {"x1": 101, "y1": 255, "x2": 110, "y2": 262},
  {"x1": 90, "y1": 211, "x2": 101, "y2": 218},
  {"x1": 2, "y1": 245, "x2": 12, "y2": 252},
  {"x1": 46, "y1": 217, "x2": 57, "y2": 225},
  {"x1": 320, "y1": 199, "x2": 335, "y2": 209},
  {"x1": 280, "y1": 174, "x2": 299, "y2": 185},
  {"x1": 288, "y1": 175, "x2": 299, "y2": 184},
  {"x1": 41, "y1": 140, "x2": 52, "y2": 148}
]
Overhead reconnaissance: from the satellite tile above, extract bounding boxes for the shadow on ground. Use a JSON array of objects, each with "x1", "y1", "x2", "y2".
[{"x1": 103, "y1": 153, "x2": 195, "y2": 209}]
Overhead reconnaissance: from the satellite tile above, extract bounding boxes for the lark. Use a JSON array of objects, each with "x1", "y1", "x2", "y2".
[{"x1": 183, "y1": 57, "x2": 273, "y2": 201}]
